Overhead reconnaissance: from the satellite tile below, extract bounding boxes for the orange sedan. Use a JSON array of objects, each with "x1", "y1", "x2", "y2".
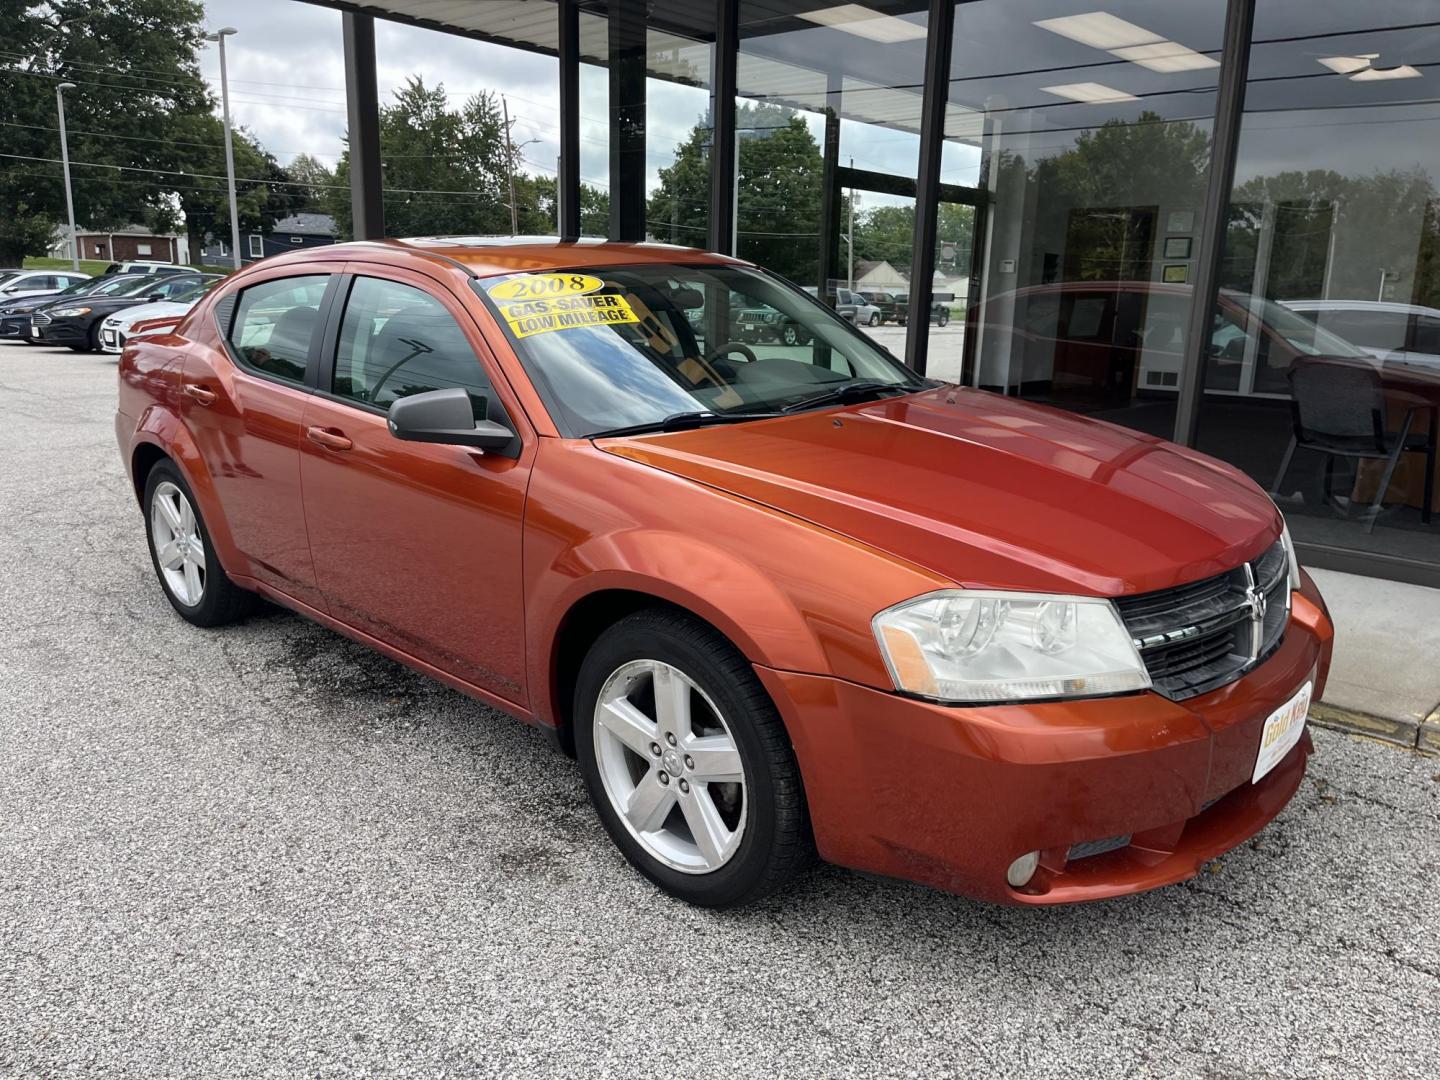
[{"x1": 115, "y1": 238, "x2": 1333, "y2": 907}]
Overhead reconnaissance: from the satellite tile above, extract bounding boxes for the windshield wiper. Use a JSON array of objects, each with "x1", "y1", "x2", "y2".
[
  {"x1": 779, "y1": 379, "x2": 912, "y2": 414},
  {"x1": 589, "y1": 409, "x2": 782, "y2": 439}
]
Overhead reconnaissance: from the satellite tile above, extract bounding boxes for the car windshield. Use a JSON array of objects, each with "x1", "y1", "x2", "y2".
[
  {"x1": 98, "y1": 275, "x2": 159, "y2": 298},
  {"x1": 475, "y1": 263, "x2": 925, "y2": 437},
  {"x1": 1224, "y1": 292, "x2": 1369, "y2": 359},
  {"x1": 54, "y1": 277, "x2": 98, "y2": 297}
]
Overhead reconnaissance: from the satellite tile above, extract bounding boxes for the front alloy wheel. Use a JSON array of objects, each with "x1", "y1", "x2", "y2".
[
  {"x1": 594, "y1": 660, "x2": 746, "y2": 872},
  {"x1": 575, "y1": 609, "x2": 812, "y2": 907}
]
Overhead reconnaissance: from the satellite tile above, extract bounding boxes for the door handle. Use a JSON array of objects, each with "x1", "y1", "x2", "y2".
[
  {"x1": 183, "y1": 383, "x2": 217, "y2": 406},
  {"x1": 306, "y1": 425, "x2": 353, "y2": 452}
]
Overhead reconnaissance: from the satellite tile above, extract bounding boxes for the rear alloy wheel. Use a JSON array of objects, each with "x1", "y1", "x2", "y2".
[
  {"x1": 781, "y1": 323, "x2": 800, "y2": 347},
  {"x1": 575, "y1": 610, "x2": 812, "y2": 907},
  {"x1": 143, "y1": 462, "x2": 254, "y2": 626},
  {"x1": 868, "y1": 311, "x2": 880, "y2": 326}
]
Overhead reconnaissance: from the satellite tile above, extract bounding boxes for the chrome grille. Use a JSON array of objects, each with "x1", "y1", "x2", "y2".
[{"x1": 1114, "y1": 540, "x2": 1290, "y2": 701}]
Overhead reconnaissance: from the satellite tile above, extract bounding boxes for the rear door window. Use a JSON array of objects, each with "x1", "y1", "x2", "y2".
[{"x1": 227, "y1": 275, "x2": 330, "y2": 384}]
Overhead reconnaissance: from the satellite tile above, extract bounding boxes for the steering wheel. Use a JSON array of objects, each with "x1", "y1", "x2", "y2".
[{"x1": 708, "y1": 341, "x2": 759, "y2": 365}]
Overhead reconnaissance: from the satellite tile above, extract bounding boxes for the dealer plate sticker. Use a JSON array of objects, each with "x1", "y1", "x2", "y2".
[
  {"x1": 1252, "y1": 680, "x2": 1312, "y2": 784},
  {"x1": 487, "y1": 274, "x2": 639, "y2": 338}
]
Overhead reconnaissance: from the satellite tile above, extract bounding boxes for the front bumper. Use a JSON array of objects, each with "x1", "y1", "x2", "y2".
[
  {"x1": 29, "y1": 316, "x2": 88, "y2": 345},
  {"x1": 0, "y1": 313, "x2": 38, "y2": 338},
  {"x1": 758, "y1": 572, "x2": 1335, "y2": 905}
]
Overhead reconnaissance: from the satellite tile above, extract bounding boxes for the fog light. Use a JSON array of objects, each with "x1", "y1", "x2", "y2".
[{"x1": 1006, "y1": 850, "x2": 1040, "y2": 888}]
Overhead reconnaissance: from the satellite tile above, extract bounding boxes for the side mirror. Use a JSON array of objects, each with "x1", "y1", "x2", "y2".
[
  {"x1": 387, "y1": 387, "x2": 514, "y2": 451},
  {"x1": 146, "y1": 293, "x2": 166, "y2": 302}
]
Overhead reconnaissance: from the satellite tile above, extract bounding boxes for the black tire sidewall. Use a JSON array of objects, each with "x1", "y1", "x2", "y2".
[{"x1": 574, "y1": 614, "x2": 792, "y2": 907}]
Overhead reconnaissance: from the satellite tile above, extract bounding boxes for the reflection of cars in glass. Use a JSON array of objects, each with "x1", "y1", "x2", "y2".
[
  {"x1": 117, "y1": 238, "x2": 1331, "y2": 909},
  {"x1": 1279, "y1": 300, "x2": 1440, "y2": 371},
  {"x1": 967, "y1": 281, "x2": 1370, "y2": 409}
]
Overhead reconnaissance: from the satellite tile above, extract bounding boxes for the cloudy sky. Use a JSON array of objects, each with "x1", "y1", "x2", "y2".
[
  {"x1": 197, "y1": 0, "x2": 774, "y2": 199},
  {"x1": 195, "y1": 0, "x2": 943, "y2": 209}
]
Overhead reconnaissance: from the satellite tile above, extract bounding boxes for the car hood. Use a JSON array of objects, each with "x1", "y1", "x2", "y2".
[
  {"x1": 0, "y1": 293, "x2": 62, "y2": 315},
  {"x1": 105, "y1": 300, "x2": 192, "y2": 328},
  {"x1": 599, "y1": 387, "x2": 1280, "y2": 597}
]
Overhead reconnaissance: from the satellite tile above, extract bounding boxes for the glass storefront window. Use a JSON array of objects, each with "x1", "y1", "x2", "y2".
[
  {"x1": 930, "y1": 0, "x2": 1227, "y2": 437},
  {"x1": 1197, "y1": 2, "x2": 1440, "y2": 568}
]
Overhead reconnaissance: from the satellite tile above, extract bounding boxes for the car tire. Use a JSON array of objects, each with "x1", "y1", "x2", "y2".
[
  {"x1": 142, "y1": 461, "x2": 254, "y2": 627},
  {"x1": 781, "y1": 323, "x2": 800, "y2": 347},
  {"x1": 937, "y1": 310, "x2": 950, "y2": 327},
  {"x1": 868, "y1": 312, "x2": 880, "y2": 326},
  {"x1": 574, "y1": 608, "x2": 813, "y2": 908}
]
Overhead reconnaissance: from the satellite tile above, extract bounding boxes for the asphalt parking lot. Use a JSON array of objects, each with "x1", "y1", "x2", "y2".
[{"x1": 1, "y1": 341, "x2": 1438, "y2": 1079}]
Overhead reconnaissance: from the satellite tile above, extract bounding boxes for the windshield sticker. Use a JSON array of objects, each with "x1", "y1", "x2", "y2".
[
  {"x1": 498, "y1": 292, "x2": 641, "y2": 338},
  {"x1": 488, "y1": 273, "x2": 604, "y2": 302}
]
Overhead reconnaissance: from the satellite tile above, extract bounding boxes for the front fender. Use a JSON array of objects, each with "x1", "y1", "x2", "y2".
[{"x1": 522, "y1": 439, "x2": 951, "y2": 731}]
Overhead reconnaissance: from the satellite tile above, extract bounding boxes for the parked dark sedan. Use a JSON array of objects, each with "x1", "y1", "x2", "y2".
[
  {"x1": 29, "y1": 273, "x2": 216, "y2": 352},
  {"x1": 0, "y1": 275, "x2": 151, "y2": 343}
]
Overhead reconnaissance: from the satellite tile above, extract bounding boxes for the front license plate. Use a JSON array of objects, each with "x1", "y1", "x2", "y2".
[
  {"x1": 102, "y1": 330, "x2": 116, "y2": 345},
  {"x1": 31, "y1": 324, "x2": 41, "y2": 337},
  {"x1": 743, "y1": 323, "x2": 755, "y2": 331},
  {"x1": 1252, "y1": 680, "x2": 1312, "y2": 783}
]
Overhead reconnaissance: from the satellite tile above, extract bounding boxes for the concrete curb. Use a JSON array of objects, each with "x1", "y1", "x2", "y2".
[
  {"x1": 1308, "y1": 700, "x2": 1435, "y2": 753},
  {"x1": 1419, "y1": 704, "x2": 1440, "y2": 755}
]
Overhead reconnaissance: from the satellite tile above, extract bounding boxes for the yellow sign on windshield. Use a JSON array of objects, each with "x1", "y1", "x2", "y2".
[
  {"x1": 488, "y1": 273, "x2": 604, "y2": 302},
  {"x1": 498, "y1": 293, "x2": 641, "y2": 338}
]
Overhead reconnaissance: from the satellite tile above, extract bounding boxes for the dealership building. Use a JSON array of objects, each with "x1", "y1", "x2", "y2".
[{"x1": 310, "y1": 0, "x2": 1440, "y2": 586}]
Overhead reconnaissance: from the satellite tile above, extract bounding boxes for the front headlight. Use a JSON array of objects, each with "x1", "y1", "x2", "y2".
[
  {"x1": 872, "y1": 590, "x2": 1151, "y2": 703},
  {"x1": 1279, "y1": 520, "x2": 1301, "y2": 592},
  {"x1": 48, "y1": 306, "x2": 91, "y2": 318}
]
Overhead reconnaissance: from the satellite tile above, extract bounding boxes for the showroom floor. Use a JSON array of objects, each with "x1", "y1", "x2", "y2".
[{"x1": 1, "y1": 342, "x2": 1437, "y2": 1078}]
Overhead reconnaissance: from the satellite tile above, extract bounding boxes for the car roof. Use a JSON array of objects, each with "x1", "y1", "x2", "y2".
[
  {"x1": 1278, "y1": 298, "x2": 1440, "y2": 317},
  {"x1": 252, "y1": 236, "x2": 748, "y2": 279}
]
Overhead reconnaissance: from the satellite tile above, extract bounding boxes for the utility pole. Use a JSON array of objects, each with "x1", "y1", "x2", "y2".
[
  {"x1": 207, "y1": 27, "x2": 241, "y2": 269},
  {"x1": 502, "y1": 96, "x2": 518, "y2": 236},
  {"x1": 55, "y1": 83, "x2": 78, "y2": 271}
]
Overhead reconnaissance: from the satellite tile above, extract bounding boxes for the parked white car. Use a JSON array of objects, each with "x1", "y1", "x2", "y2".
[
  {"x1": 101, "y1": 260, "x2": 190, "y2": 277},
  {"x1": 1279, "y1": 299, "x2": 1440, "y2": 370},
  {"x1": 0, "y1": 269, "x2": 90, "y2": 300},
  {"x1": 98, "y1": 280, "x2": 214, "y2": 354}
]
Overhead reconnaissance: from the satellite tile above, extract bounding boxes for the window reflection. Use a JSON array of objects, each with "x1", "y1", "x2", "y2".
[{"x1": 1197, "y1": 3, "x2": 1440, "y2": 564}]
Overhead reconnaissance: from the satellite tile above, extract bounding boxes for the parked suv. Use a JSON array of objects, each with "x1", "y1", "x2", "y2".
[
  {"x1": 116, "y1": 238, "x2": 1332, "y2": 909},
  {"x1": 101, "y1": 260, "x2": 188, "y2": 277}
]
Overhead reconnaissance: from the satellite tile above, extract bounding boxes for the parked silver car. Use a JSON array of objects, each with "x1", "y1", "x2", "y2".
[{"x1": 1280, "y1": 299, "x2": 1440, "y2": 370}]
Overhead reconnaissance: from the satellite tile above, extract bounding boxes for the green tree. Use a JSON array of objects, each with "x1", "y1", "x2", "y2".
[
  {"x1": 0, "y1": 0, "x2": 210, "y2": 264},
  {"x1": 284, "y1": 153, "x2": 338, "y2": 212},
  {"x1": 327, "y1": 77, "x2": 522, "y2": 240},
  {"x1": 647, "y1": 103, "x2": 829, "y2": 282},
  {"x1": 170, "y1": 111, "x2": 299, "y2": 264}
]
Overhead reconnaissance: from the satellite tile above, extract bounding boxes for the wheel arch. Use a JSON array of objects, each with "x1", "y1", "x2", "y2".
[{"x1": 544, "y1": 584, "x2": 785, "y2": 759}]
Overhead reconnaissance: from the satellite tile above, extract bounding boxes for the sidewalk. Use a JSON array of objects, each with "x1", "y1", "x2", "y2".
[{"x1": 1308, "y1": 568, "x2": 1440, "y2": 753}]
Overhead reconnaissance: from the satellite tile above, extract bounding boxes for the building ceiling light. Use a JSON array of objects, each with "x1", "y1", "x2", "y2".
[
  {"x1": 1318, "y1": 54, "x2": 1378, "y2": 75},
  {"x1": 1111, "y1": 41, "x2": 1220, "y2": 73},
  {"x1": 1034, "y1": 12, "x2": 1163, "y2": 51},
  {"x1": 797, "y1": 5, "x2": 929, "y2": 44},
  {"x1": 1039, "y1": 82, "x2": 1140, "y2": 104},
  {"x1": 1350, "y1": 63, "x2": 1422, "y2": 81}
]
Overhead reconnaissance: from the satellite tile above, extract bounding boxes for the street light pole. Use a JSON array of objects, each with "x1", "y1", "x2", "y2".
[
  {"x1": 207, "y1": 27, "x2": 242, "y2": 269},
  {"x1": 55, "y1": 83, "x2": 79, "y2": 271}
]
